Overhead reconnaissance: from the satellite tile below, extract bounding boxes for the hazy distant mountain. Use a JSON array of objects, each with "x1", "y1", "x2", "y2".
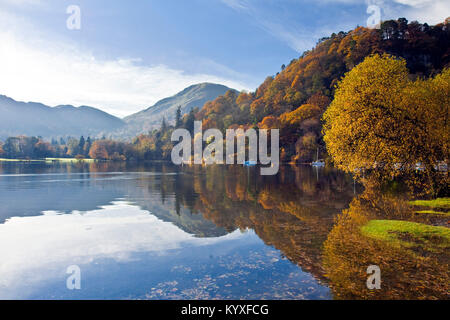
[
  {"x1": 0, "y1": 95, "x2": 125, "y2": 139},
  {"x1": 119, "y1": 83, "x2": 234, "y2": 137},
  {"x1": 0, "y1": 82, "x2": 234, "y2": 140}
]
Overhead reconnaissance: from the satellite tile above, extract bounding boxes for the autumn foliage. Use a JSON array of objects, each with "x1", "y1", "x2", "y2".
[
  {"x1": 89, "y1": 140, "x2": 129, "y2": 161},
  {"x1": 190, "y1": 19, "x2": 450, "y2": 162},
  {"x1": 323, "y1": 54, "x2": 449, "y2": 194}
]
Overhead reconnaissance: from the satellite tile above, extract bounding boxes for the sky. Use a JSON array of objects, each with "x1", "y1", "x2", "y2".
[{"x1": 0, "y1": 0, "x2": 448, "y2": 117}]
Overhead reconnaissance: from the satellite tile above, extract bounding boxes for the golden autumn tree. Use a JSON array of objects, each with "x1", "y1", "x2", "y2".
[
  {"x1": 279, "y1": 104, "x2": 321, "y2": 127},
  {"x1": 89, "y1": 141, "x2": 109, "y2": 160},
  {"x1": 400, "y1": 68, "x2": 450, "y2": 170},
  {"x1": 323, "y1": 54, "x2": 449, "y2": 188}
]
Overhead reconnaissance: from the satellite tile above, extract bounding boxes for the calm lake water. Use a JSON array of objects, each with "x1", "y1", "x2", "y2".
[{"x1": 0, "y1": 162, "x2": 447, "y2": 300}]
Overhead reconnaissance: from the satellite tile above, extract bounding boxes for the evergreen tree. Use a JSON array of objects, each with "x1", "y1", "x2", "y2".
[
  {"x1": 79, "y1": 136, "x2": 85, "y2": 151},
  {"x1": 84, "y1": 137, "x2": 92, "y2": 156},
  {"x1": 184, "y1": 109, "x2": 195, "y2": 134},
  {"x1": 161, "y1": 117, "x2": 168, "y2": 132},
  {"x1": 175, "y1": 106, "x2": 182, "y2": 128}
]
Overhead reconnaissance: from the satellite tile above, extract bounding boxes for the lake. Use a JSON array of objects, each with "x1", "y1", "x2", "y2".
[{"x1": 0, "y1": 161, "x2": 447, "y2": 300}]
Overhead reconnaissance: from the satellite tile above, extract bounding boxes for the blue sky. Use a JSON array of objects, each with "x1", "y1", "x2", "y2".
[{"x1": 0, "y1": 0, "x2": 448, "y2": 117}]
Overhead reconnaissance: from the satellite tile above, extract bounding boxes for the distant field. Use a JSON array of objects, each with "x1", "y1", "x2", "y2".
[
  {"x1": 0, "y1": 158, "x2": 42, "y2": 162},
  {"x1": 0, "y1": 158, "x2": 97, "y2": 163},
  {"x1": 45, "y1": 158, "x2": 97, "y2": 163}
]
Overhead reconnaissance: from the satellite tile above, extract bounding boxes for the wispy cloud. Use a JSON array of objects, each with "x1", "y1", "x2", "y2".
[
  {"x1": 390, "y1": 0, "x2": 450, "y2": 24},
  {"x1": 0, "y1": 9, "x2": 252, "y2": 118},
  {"x1": 362, "y1": 0, "x2": 450, "y2": 25},
  {"x1": 221, "y1": 0, "x2": 319, "y2": 52},
  {"x1": 221, "y1": 0, "x2": 250, "y2": 11},
  {"x1": 0, "y1": 201, "x2": 247, "y2": 298},
  {"x1": 221, "y1": 0, "x2": 449, "y2": 53}
]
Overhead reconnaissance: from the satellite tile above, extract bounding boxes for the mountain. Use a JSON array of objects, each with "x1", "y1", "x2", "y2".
[
  {"x1": 0, "y1": 95, "x2": 125, "y2": 139},
  {"x1": 118, "y1": 83, "x2": 234, "y2": 137},
  {"x1": 0, "y1": 82, "x2": 234, "y2": 141}
]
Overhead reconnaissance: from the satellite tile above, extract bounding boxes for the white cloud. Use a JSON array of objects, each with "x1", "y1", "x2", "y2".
[
  {"x1": 364, "y1": 0, "x2": 450, "y2": 25},
  {"x1": 0, "y1": 0, "x2": 42, "y2": 5},
  {"x1": 0, "y1": 201, "x2": 247, "y2": 298},
  {"x1": 0, "y1": 10, "x2": 251, "y2": 118},
  {"x1": 392, "y1": 0, "x2": 433, "y2": 7},
  {"x1": 392, "y1": 0, "x2": 450, "y2": 24}
]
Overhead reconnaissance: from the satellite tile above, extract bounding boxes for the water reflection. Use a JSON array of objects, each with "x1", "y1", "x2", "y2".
[
  {"x1": 0, "y1": 201, "x2": 246, "y2": 298},
  {"x1": 323, "y1": 182, "x2": 450, "y2": 300},
  {"x1": 0, "y1": 161, "x2": 446, "y2": 299},
  {"x1": 1, "y1": 162, "x2": 349, "y2": 299}
]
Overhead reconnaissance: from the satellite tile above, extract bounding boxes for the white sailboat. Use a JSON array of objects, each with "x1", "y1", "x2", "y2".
[{"x1": 311, "y1": 148, "x2": 325, "y2": 167}]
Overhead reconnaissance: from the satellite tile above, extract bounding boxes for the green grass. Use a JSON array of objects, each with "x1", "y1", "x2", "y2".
[
  {"x1": 361, "y1": 219, "x2": 450, "y2": 252},
  {"x1": 0, "y1": 158, "x2": 96, "y2": 163},
  {"x1": 409, "y1": 198, "x2": 450, "y2": 209},
  {"x1": 415, "y1": 210, "x2": 450, "y2": 217}
]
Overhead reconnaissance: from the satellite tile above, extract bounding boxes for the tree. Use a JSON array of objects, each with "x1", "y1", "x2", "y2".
[
  {"x1": 184, "y1": 109, "x2": 196, "y2": 134},
  {"x1": 78, "y1": 136, "x2": 85, "y2": 150},
  {"x1": 89, "y1": 141, "x2": 108, "y2": 160},
  {"x1": 175, "y1": 106, "x2": 182, "y2": 128},
  {"x1": 84, "y1": 136, "x2": 92, "y2": 156},
  {"x1": 323, "y1": 54, "x2": 408, "y2": 173},
  {"x1": 34, "y1": 139, "x2": 53, "y2": 158},
  {"x1": 161, "y1": 117, "x2": 168, "y2": 132},
  {"x1": 66, "y1": 138, "x2": 80, "y2": 157},
  {"x1": 3, "y1": 136, "x2": 38, "y2": 158},
  {"x1": 323, "y1": 54, "x2": 449, "y2": 192},
  {"x1": 258, "y1": 115, "x2": 280, "y2": 129}
]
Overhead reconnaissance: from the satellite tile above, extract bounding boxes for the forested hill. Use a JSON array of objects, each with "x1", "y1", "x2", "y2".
[
  {"x1": 195, "y1": 18, "x2": 450, "y2": 163},
  {"x1": 116, "y1": 83, "x2": 234, "y2": 138}
]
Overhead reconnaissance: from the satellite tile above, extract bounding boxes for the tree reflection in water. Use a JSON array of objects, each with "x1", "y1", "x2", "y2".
[
  {"x1": 323, "y1": 179, "x2": 449, "y2": 300},
  {"x1": 1, "y1": 161, "x2": 447, "y2": 299}
]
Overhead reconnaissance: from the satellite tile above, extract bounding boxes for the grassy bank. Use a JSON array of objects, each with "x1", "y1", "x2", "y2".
[
  {"x1": 409, "y1": 198, "x2": 450, "y2": 209},
  {"x1": 0, "y1": 158, "x2": 97, "y2": 163},
  {"x1": 0, "y1": 158, "x2": 42, "y2": 162},
  {"x1": 361, "y1": 219, "x2": 450, "y2": 253}
]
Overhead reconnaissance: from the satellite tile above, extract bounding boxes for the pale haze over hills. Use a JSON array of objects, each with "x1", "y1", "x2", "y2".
[
  {"x1": 0, "y1": 83, "x2": 234, "y2": 140},
  {"x1": 0, "y1": 95, "x2": 125, "y2": 140}
]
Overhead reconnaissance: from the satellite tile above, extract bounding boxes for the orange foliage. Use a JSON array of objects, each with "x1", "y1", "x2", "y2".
[
  {"x1": 306, "y1": 93, "x2": 331, "y2": 109},
  {"x1": 258, "y1": 115, "x2": 280, "y2": 129},
  {"x1": 279, "y1": 104, "x2": 321, "y2": 127},
  {"x1": 89, "y1": 141, "x2": 109, "y2": 160}
]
